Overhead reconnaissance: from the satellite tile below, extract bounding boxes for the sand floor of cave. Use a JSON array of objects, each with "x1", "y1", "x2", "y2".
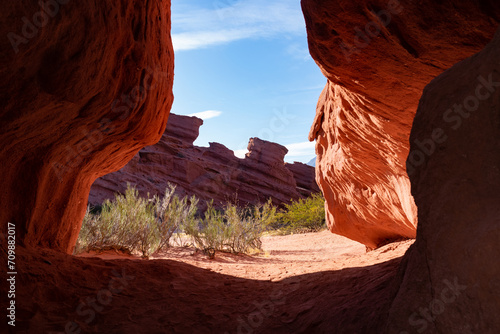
[
  {"x1": 78, "y1": 230, "x2": 414, "y2": 282},
  {"x1": 18, "y1": 231, "x2": 415, "y2": 333}
]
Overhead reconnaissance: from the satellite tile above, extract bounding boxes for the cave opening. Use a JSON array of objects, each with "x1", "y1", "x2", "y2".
[
  {"x1": 82, "y1": 0, "x2": 330, "y2": 259},
  {"x1": 4, "y1": 0, "x2": 500, "y2": 332}
]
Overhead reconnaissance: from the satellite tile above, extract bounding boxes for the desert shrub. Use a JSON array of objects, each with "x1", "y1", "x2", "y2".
[
  {"x1": 104, "y1": 185, "x2": 158, "y2": 257},
  {"x1": 75, "y1": 185, "x2": 159, "y2": 257},
  {"x1": 155, "y1": 183, "x2": 198, "y2": 250},
  {"x1": 76, "y1": 186, "x2": 282, "y2": 259},
  {"x1": 76, "y1": 184, "x2": 203, "y2": 257},
  {"x1": 184, "y1": 201, "x2": 224, "y2": 258},
  {"x1": 74, "y1": 206, "x2": 102, "y2": 254},
  {"x1": 228, "y1": 199, "x2": 276, "y2": 253},
  {"x1": 276, "y1": 193, "x2": 326, "y2": 234},
  {"x1": 184, "y1": 200, "x2": 276, "y2": 258}
]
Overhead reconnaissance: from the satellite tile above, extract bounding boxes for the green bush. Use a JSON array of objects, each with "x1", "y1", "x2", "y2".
[
  {"x1": 184, "y1": 202, "x2": 224, "y2": 258},
  {"x1": 276, "y1": 193, "x2": 326, "y2": 234},
  {"x1": 75, "y1": 184, "x2": 324, "y2": 259},
  {"x1": 183, "y1": 200, "x2": 276, "y2": 258},
  {"x1": 74, "y1": 206, "x2": 103, "y2": 254},
  {"x1": 75, "y1": 185, "x2": 158, "y2": 257},
  {"x1": 155, "y1": 184, "x2": 198, "y2": 250}
]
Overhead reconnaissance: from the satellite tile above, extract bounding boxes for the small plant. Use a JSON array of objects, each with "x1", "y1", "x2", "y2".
[
  {"x1": 155, "y1": 184, "x2": 198, "y2": 250},
  {"x1": 184, "y1": 201, "x2": 224, "y2": 258},
  {"x1": 183, "y1": 200, "x2": 276, "y2": 258},
  {"x1": 74, "y1": 206, "x2": 102, "y2": 254},
  {"x1": 227, "y1": 199, "x2": 276, "y2": 253},
  {"x1": 275, "y1": 193, "x2": 326, "y2": 234},
  {"x1": 75, "y1": 184, "x2": 159, "y2": 257}
]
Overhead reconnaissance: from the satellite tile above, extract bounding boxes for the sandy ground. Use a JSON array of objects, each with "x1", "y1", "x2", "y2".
[
  {"x1": 79, "y1": 230, "x2": 412, "y2": 282},
  {"x1": 7, "y1": 231, "x2": 414, "y2": 334},
  {"x1": 146, "y1": 231, "x2": 412, "y2": 281}
]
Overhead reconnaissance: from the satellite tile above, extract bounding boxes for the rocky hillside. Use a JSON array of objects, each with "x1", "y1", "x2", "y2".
[{"x1": 89, "y1": 113, "x2": 319, "y2": 209}]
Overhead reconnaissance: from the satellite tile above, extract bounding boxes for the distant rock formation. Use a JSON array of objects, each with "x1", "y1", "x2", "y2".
[
  {"x1": 285, "y1": 161, "x2": 320, "y2": 197},
  {"x1": 302, "y1": 0, "x2": 500, "y2": 249},
  {"x1": 89, "y1": 113, "x2": 319, "y2": 209}
]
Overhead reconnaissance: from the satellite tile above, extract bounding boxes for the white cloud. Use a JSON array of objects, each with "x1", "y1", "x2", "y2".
[
  {"x1": 172, "y1": 0, "x2": 306, "y2": 51},
  {"x1": 188, "y1": 110, "x2": 223, "y2": 120},
  {"x1": 285, "y1": 141, "x2": 315, "y2": 157},
  {"x1": 234, "y1": 149, "x2": 247, "y2": 159}
]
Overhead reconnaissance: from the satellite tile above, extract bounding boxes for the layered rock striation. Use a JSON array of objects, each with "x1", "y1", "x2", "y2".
[
  {"x1": 302, "y1": 0, "x2": 500, "y2": 248},
  {"x1": 89, "y1": 113, "x2": 319, "y2": 209},
  {"x1": 0, "y1": 1, "x2": 174, "y2": 253}
]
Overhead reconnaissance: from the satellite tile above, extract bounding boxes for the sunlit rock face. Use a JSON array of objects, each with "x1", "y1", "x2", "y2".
[
  {"x1": 301, "y1": 0, "x2": 500, "y2": 248},
  {"x1": 386, "y1": 27, "x2": 500, "y2": 333},
  {"x1": 89, "y1": 114, "x2": 320, "y2": 210},
  {"x1": 0, "y1": 0, "x2": 174, "y2": 253}
]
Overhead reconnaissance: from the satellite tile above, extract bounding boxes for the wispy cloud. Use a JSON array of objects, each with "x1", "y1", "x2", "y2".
[
  {"x1": 188, "y1": 110, "x2": 223, "y2": 120},
  {"x1": 285, "y1": 141, "x2": 315, "y2": 157},
  {"x1": 172, "y1": 0, "x2": 305, "y2": 51},
  {"x1": 286, "y1": 43, "x2": 312, "y2": 62}
]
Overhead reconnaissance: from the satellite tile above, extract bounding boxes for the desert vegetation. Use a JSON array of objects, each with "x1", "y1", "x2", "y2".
[
  {"x1": 272, "y1": 193, "x2": 326, "y2": 234},
  {"x1": 75, "y1": 184, "x2": 325, "y2": 258}
]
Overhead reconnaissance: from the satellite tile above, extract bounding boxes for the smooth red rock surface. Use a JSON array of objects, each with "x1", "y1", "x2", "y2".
[
  {"x1": 302, "y1": 0, "x2": 500, "y2": 248},
  {"x1": 386, "y1": 27, "x2": 500, "y2": 333},
  {"x1": 89, "y1": 114, "x2": 319, "y2": 209},
  {"x1": 0, "y1": 1, "x2": 174, "y2": 253}
]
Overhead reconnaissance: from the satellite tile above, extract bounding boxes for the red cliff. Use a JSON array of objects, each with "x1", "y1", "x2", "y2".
[{"x1": 89, "y1": 113, "x2": 319, "y2": 209}]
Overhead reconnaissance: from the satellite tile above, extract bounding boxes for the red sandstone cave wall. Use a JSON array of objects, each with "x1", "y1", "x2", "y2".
[
  {"x1": 0, "y1": 0, "x2": 174, "y2": 253},
  {"x1": 385, "y1": 27, "x2": 500, "y2": 333},
  {"x1": 301, "y1": 0, "x2": 500, "y2": 248}
]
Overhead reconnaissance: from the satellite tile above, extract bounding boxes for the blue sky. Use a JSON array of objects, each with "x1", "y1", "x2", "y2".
[{"x1": 170, "y1": 0, "x2": 326, "y2": 163}]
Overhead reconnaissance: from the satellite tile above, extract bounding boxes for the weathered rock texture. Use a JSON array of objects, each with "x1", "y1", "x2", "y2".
[
  {"x1": 285, "y1": 161, "x2": 321, "y2": 197},
  {"x1": 0, "y1": 1, "x2": 174, "y2": 253},
  {"x1": 386, "y1": 27, "x2": 500, "y2": 333},
  {"x1": 302, "y1": 0, "x2": 500, "y2": 248},
  {"x1": 89, "y1": 113, "x2": 319, "y2": 209}
]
